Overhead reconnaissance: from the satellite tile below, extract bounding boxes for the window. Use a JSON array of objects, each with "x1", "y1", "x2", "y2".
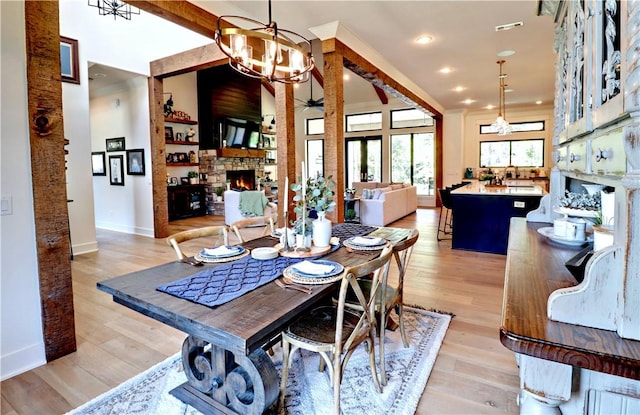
[
  {"x1": 345, "y1": 112, "x2": 382, "y2": 132},
  {"x1": 345, "y1": 136, "x2": 382, "y2": 186},
  {"x1": 391, "y1": 133, "x2": 435, "y2": 195},
  {"x1": 390, "y1": 108, "x2": 434, "y2": 129},
  {"x1": 306, "y1": 139, "x2": 324, "y2": 177},
  {"x1": 479, "y1": 121, "x2": 545, "y2": 134},
  {"x1": 306, "y1": 118, "x2": 324, "y2": 135},
  {"x1": 480, "y1": 139, "x2": 544, "y2": 168}
]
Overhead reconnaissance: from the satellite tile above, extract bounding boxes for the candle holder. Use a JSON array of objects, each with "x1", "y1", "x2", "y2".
[{"x1": 282, "y1": 212, "x2": 293, "y2": 251}]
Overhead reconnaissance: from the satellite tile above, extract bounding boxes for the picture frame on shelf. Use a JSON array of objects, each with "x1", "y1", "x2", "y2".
[
  {"x1": 109, "y1": 155, "x2": 124, "y2": 186},
  {"x1": 180, "y1": 177, "x2": 190, "y2": 185},
  {"x1": 169, "y1": 177, "x2": 178, "y2": 186},
  {"x1": 106, "y1": 137, "x2": 125, "y2": 152},
  {"x1": 126, "y1": 149, "x2": 145, "y2": 175},
  {"x1": 175, "y1": 132, "x2": 184, "y2": 141},
  {"x1": 60, "y1": 36, "x2": 79, "y2": 84},
  {"x1": 91, "y1": 152, "x2": 106, "y2": 176},
  {"x1": 164, "y1": 126, "x2": 174, "y2": 141}
]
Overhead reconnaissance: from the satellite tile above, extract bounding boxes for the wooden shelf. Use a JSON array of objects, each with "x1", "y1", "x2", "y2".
[
  {"x1": 165, "y1": 117, "x2": 197, "y2": 125},
  {"x1": 216, "y1": 148, "x2": 266, "y2": 158},
  {"x1": 166, "y1": 140, "x2": 199, "y2": 145},
  {"x1": 167, "y1": 162, "x2": 199, "y2": 167}
]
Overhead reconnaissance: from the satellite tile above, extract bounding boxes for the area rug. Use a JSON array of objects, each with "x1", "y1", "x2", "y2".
[{"x1": 67, "y1": 307, "x2": 450, "y2": 415}]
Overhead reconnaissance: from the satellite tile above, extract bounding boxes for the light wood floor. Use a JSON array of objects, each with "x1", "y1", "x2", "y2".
[{"x1": 1, "y1": 209, "x2": 520, "y2": 414}]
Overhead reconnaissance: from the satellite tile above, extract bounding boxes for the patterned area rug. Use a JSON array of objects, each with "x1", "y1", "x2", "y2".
[{"x1": 66, "y1": 307, "x2": 450, "y2": 415}]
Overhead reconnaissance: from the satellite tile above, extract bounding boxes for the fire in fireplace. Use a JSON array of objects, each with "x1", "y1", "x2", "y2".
[{"x1": 226, "y1": 170, "x2": 255, "y2": 191}]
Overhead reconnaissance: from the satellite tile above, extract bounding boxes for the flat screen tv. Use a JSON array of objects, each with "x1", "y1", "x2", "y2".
[{"x1": 219, "y1": 117, "x2": 261, "y2": 149}]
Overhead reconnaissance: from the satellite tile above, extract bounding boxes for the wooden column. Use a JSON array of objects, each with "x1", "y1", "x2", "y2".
[
  {"x1": 25, "y1": 0, "x2": 76, "y2": 360},
  {"x1": 275, "y1": 82, "x2": 296, "y2": 224},
  {"x1": 322, "y1": 39, "x2": 345, "y2": 223},
  {"x1": 149, "y1": 76, "x2": 169, "y2": 237}
]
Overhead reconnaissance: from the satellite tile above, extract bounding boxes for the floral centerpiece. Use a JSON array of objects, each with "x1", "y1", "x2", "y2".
[
  {"x1": 291, "y1": 173, "x2": 336, "y2": 247},
  {"x1": 558, "y1": 190, "x2": 601, "y2": 211},
  {"x1": 557, "y1": 190, "x2": 602, "y2": 224},
  {"x1": 291, "y1": 174, "x2": 337, "y2": 216}
]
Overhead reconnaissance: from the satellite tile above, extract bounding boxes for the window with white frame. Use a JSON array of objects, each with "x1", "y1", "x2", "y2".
[{"x1": 479, "y1": 139, "x2": 544, "y2": 168}]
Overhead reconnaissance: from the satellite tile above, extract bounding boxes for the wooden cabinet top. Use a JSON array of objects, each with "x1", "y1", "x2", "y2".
[{"x1": 501, "y1": 218, "x2": 640, "y2": 380}]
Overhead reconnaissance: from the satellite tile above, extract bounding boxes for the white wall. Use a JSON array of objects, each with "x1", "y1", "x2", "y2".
[
  {"x1": 0, "y1": 1, "x2": 47, "y2": 380},
  {"x1": 59, "y1": 0, "x2": 211, "y2": 245},
  {"x1": 90, "y1": 77, "x2": 155, "y2": 235},
  {"x1": 0, "y1": 0, "x2": 212, "y2": 380}
]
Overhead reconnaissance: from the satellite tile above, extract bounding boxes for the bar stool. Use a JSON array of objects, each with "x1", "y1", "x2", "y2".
[{"x1": 437, "y1": 187, "x2": 453, "y2": 241}]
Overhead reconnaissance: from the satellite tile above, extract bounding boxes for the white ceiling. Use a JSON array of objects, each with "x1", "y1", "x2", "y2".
[{"x1": 90, "y1": 0, "x2": 557, "y2": 114}]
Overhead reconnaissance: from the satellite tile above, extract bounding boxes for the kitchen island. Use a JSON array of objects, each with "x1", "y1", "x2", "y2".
[{"x1": 450, "y1": 181, "x2": 545, "y2": 254}]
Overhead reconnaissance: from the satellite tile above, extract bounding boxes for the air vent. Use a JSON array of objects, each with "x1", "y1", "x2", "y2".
[{"x1": 495, "y1": 21, "x2": 524, "y2": 31}]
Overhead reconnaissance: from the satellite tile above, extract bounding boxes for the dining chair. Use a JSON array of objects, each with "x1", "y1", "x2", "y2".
[
  {"x1": 437, "y1": 187, "x2": 453, "y2": 241},
  {"x1": 368, "y1": 228, "x2": 420, "y2": 385},
  {"x1": 278, "y1": 244, "x2": 393, "y2": 414},
  {"x1": 166, "y1": 225, "x2": 229, "y2": 260},
  {"x1": 229, "y1": 202, "x2": 277, "y2": 243}
]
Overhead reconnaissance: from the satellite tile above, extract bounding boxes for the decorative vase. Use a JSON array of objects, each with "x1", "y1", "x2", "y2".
[
  {"x1": 312, "y1": 212, "x2": 332, "y2": 247},
  {"x1": 296, "y1": 233, "x2": 311, "y2": 249}
]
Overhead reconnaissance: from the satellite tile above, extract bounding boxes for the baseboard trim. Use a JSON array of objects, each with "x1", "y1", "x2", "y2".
[{"x1": 0, "y1": 343, "x2": 46, "y2": 381}]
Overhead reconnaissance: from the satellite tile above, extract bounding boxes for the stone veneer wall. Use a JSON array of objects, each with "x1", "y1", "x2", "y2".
[{"x1": 199, "y1": 150, "x2": 266, "y2": 215}]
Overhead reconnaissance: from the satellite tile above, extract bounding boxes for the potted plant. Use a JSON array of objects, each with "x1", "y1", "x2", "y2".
[
  {"x1": 187, "y1": 171, "x2": 198, "y2": 184},
  {"x1": 214, "y1": 186, "x2": 224, "y2": 202}
]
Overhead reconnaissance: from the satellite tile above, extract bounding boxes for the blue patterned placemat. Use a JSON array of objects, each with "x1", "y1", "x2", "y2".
[
  {"x1": 157, "y1": 224, "x2": 376, "y2": 308},
  {"x1": 157, "y1": 255, "x2": 304, "y2": 307},
  {"x1": 332, "y1": 223, "x2": 378, "y2": 244}
]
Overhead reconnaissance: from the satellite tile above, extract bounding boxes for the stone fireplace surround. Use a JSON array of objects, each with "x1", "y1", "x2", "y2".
[{"x1": 199, "y1": 150, "x2": 266, "y2": 215}]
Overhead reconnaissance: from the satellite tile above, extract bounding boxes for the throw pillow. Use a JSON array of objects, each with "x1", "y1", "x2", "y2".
[
  {"x1": 390, "y1": 184, "x2": 403, "y2": 190},
  {"x1": 372, "y1": 188, "x2": 383, "y2": 199}
]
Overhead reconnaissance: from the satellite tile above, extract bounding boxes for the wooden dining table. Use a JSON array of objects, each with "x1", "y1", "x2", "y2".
[{"x1": 97, "y1": 226, "x2": 411, "y2": 415}]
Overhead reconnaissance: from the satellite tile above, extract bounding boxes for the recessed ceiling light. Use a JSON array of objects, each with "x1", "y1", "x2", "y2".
[
  {"x1": 504, "y1": 88, "x2": 513, "y2": 93},
  {"x1": 462, "y1": 99, "x2": 475, "y2": 105},
  {"x1": 293, "y1": 84, "x2": 300, "y2": 89},
  {"x1": 415, "y1": 35, "x2": 433, "y2": 45},
  {"x1": 498, "y1": 50, "x2": 516, "y2": 57},
  {"x1": 93, "y1": 73, "x2": 107, "y2": 78},
  {"x1": 486, "y1": 104, "x2": 495, "y2": 110},
  {"x1": 453, "y1": 86, "x2": 465, "y2": 92},
  {"x1": 536, "y1": 100, "x2": 542, "y2": 105},
  {"x1": 343, "y1": 73, "x2": 350, "y2": 81},
  {"x1": 439, "y1": 67, "x2": 453, "y2": 74}
]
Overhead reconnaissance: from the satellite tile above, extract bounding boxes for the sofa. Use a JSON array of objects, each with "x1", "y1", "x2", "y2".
[
  {"x1": 352, "y1": 182, "x2": 418, "y2": 226},
  {"x1": 224, "y1": 190, "x2": 276, "y2": 226}
]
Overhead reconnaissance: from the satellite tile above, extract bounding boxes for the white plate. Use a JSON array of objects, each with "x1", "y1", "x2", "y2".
[
  {"x1": 537, "y1": 227, "x2": 592, "y2": 247},
  {"x1": 251, "y1": 247, "x2": 279, "y2": 260}
]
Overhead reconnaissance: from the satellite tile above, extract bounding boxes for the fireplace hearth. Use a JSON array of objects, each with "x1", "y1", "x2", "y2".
[{"x1": 227, "y1": 170, "x2": 255, "y2": 191}]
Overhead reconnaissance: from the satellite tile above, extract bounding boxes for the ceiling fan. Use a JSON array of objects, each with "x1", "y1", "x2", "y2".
[{"x1": 296, "y1": 80, "x2": 324, "y2": 112}]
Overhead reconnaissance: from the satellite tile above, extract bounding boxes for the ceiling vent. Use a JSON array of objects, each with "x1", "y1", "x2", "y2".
[{"x1": 495, "y1": 21, "x2": 524, "y2": 32}]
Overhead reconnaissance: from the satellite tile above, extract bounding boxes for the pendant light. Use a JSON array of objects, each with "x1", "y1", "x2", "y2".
[
  {"x1": 214, "y1": 0, "x2": 314, "y2": 84},
  {"x1": 491, "y1": 60, "x2": 512, "y2": 135}
]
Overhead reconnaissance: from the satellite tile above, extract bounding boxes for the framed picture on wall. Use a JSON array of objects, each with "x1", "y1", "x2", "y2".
[
  {"x1": 60, "y1": 36, "x2": 80, "y2": 84},
  {"x1": 126, "y1": 149, "x2": 145, "y2": 175},
  {"x1": 91, "y1": 152, "x2": 106, "y2": 176},
  {"x1": 164, "y1": 126, "x2": 174, "y2": 141},
  {"x1": 109, "y1": 155, "x2": 125, "y2": 186},
  {"x1": 106, "y1": 137, "x2": 125, "y2": 152}
]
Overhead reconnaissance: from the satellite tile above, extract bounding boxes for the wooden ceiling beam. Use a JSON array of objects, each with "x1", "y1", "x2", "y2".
[
  {"x1": 331, "y1": 39, "x2": 441, "y2": 119},
  {"x1": 127, "y1": 1, "x2": 219, "y2": 38},
  {"x1": 372, "y1": 84, "x2": 389, "y2": 105}
]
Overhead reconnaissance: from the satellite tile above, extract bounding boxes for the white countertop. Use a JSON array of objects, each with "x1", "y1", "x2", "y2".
[{"x1": 451, "y1": 181, "x2": 546, "y2": 196}]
